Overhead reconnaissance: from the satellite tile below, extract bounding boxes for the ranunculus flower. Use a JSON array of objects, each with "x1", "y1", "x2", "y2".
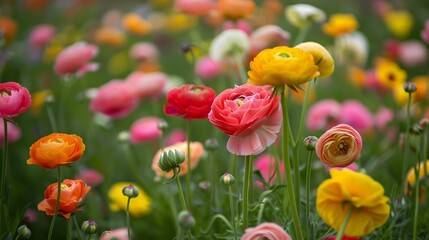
[
  {"x1": 285, "y1": 4, "x2": 326, "y2": 29},
  {"x1": 295, "y1": 41, "x2": 335, "y2": 78},
  {"x1": 335, "y1": 31, "x2": 368, "y2": 66},
  {"x1": 254, "y1": 154, "x2": 284, "y2": 188},
  {"x1": 28, "y1": 24, "x2": 55, "y2": 51},
  {"x1": 316, "y1": 124, "x2": 362, "y2": 167},
  {"x1": 248, "y1": 46, "x2": 319, "y2": 86},
  {"x1": 217, "y1": 0, "x2": 255, "y2": 20},
  {"x1": 373, "y1": 107, "x2": 393, "y2": 131},
  {"x1": 397, "y1": 40, "x2": 427, "y2": 67},
  {"x1": 93, "y1": 27, "x2": 126, "y2": 48},
  {"x1": 306, "y1": 99, "x2": 341, "y2": 131},
  {"x1": 208, "y1": 84, "x2": 282, "y2": 155},
  {"x1": 383, "y1": 10, "x2": 413, "y2": 39},
  {"x1": 129, "y1": 117, "x2": 163, "y2": 143},
  {"x1": 375, "y1": 59, "x2": 406, "y2": 90},
  {"x1": 151, "y1": 141, "x2": 204, "y2": 178},
  {"x1": 100, "y1": 228, "x2": 128, "y2": 240},
  {"x1": 339, "y1": 100, "x2": 373, "y2": 134},
  {"x1": 0, "y1": 82, "x2": 31, "y2": 118},
  {"x1": 164, "y1": 84, "x2": 216, "y2": 120},
  {"x1": 0, "y1": 118, "x2": 21, "y2": 146},
  {"x1": 421, "y1": 20, "x2": 429, "y2": 44},
  {"x1": 165, "y1": 129, "x2": 186, "y2": 146},
  {"x1": 53, "y1": 42, "x2": 99, "y2": 77},
  {"x1": 27, "y1": 133, "x2": 85, "y2": 169},
  {"x1": 405, "y1": 160, "x2": 429, "y2": 202},
  {"x1": 76, "y1": 168, "x2": 104, "y2": 187},
  {"x1": 175, "y1": 0, "x2": 215, "y2": 16},
  {"x1": 209, "y1": 29, "x2": 250, "y2": 64},
  {"x1": 37, "y1": 179, "x2": 91, "y2": 219},
  {"x1": 223, "y1": 20, "x2": 252, "y2": 35},
  {"x1": 322, "y1": 13, "x2": 358, "y2": 37},
  {"x1": 108, "y1": 182, "x2": 151, "y2": 217},
  {"x1": 89, "y1": 80, "x2": 139, "y2": 119},
  {"x1": 249, "y1": 25, "x2": 290, "y2": 57},
  {"x1": 241, "y1": 222, "x2": 292, "y2": 240},
  {"x1": 122, "y1": 13, "x2": 152, "y2": 36},
  {"x1": 194, "y1": 56, "x2": 223, "y2": 80},
  {"x1": 129, "y1": 42, "x2": 159, "y2": 62},
  {"x1": 0, "y1": 16, "x2": 17, "y2": 46},
  {"x1": 317, "y1": 169, "x2": 390, "y2": 237},
  {"x1": 125, "y1": 71, "x2": 167, "y2": 100}
]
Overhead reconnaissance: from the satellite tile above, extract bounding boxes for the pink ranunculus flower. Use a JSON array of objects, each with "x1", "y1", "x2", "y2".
[
  {"x1": 0, "y1": 82, "x2": 32, "y2": 118},
  {"x1": 421, "y1": 19, "x2": 429, "y2": 44},
  {"x1": 0, "y1": 118, "x2": 21, "y2": 146},
  {"x1": 223, "y1": 20, "x2": 252, "y2": 35},
  {"x1": 194, "y1": 56, "x2": 223, "y2": 81},
  {"x1": 316, "y1": 124, "x2": 363, "y2": 168},
  {"x1": 306, "y1": 99, "x2": 341, "y2": 131},
  {"x1": 100, "y1": 228, "x2": 128, "y2": 240},
  {"x1": 130, "y1": 117, "x2": 163, "y2": 144},
  {"x1": 129, "y1": 42, "x2": 159, "y2": 62},
  {"x1": 54, "y1": 41, "x2": 99, "y2": 77},
  {"x1": 398, "y1": 40, "x2": 427, "y2": 67},
  {"x1": 254, "y1": 154, "x2": 284, "y2": 188},
  {"x1": 89, "y1": 80, "x2": 139, "y2": 119},
  {"x1": 165, "y1": 129, "x2": 186, "y2": 146},
  {"x1": 249, "y1": 25, "x2": 290, "y2": 57},
  {"x1": 208, "y1": 84, "x2": 282, "y2": 155},
  {"x1": 28, "y1": 24, "x2": 55, "y2": 51},
  {"x1": 338, "y1": 100, "x2": 373, "y2": 134},
  {"x1": 175, "y1": 0, "x2": 215, "y2": 16},
  {"x1": 76, "y1": 168, "x2": 104, "y2": 187},
  {"x1": 125, "y1": 71, "x2": 167, "y2": 100},
  {"x1": 374, "y1": 107, "x2": 394, "y2": 131},
  {"x1": 242, "y1": 222, "x2": 292, "y2": 240}
]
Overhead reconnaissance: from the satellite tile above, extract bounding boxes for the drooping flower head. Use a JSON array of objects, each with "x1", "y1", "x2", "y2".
[
  {"x1": 248, "y1": 46, "x2": 319, "y2": 86},
  {"x1": 38, "y1": 179, "x2": 91, "y2": 219},
  {"x1": 241, "y1": 222, "x2": 292, "y2": 240},
  {"x1": 0, "y1": 82, "x2": 31, "y2": 118},
  {"x1": 54, "y1": 42, "x2": 99, "y2": 77},
  {"x1": 27, "y1": 133, "x2": 85, "y2": 169},
  {"x1": 164, "y1": 84, "x2": 216, "y2": 120},
  {"x1": 316, "y1": 124, "x2": 362, "y2": 167},
  {"x1": 108, "y1": 182, "x2": 151, "y2": 217},
  {"x1": 208, "y1": 84, "x2": 282, "y2": 155},
  {"x1": 322, "y1": 13, "x2": 358, "y2": 37},
  {"x1": 285, "y1": 4, "x2": 326, "y2": 29},
  {"x1": 317, "y1": 169, "x2": 390, "y2": 237}
]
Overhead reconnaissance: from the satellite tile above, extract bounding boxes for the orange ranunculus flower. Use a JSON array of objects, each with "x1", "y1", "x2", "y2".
[
  {"x1": 27, "y1": 133, "x2": 85, "y2": 169},
  {"x1": 38, "y1": 179, "x2": 91, "y2": 219},
  {"x1": 218, "y1": 0, "x2": 255, "y2": 20},
  {"x1": 122, "y1": 13, "x2": 152, "y2": 36},
  {"x1": 322, "y1": 13, "x2": 358, "y2": 37},
  {"x1": 248, "y1": 46, "x2": 319, "y2": 86},
  {"x1": 152, "y1": 141, "x2": 204, "y2": 179},
  {"x1": 94, "y1": 27, "x2": 126, "y2": 47},
  {"x1": 317, "y1": 169, "x2": 390, "y2": 237},
  {"x1": 294, "y1": 41, "x2": 335, "y2": 78},
  {"x1": 405, "y1": 160, "x2": 429, "y2": 202},
  {"x1": 0, "y1": 16, "x2": 17, "y2": 46}
]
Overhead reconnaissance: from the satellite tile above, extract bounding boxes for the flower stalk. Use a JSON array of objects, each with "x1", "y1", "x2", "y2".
[
  {"x1": 242, "y1": 155, "x2": 253, "y2": 229},
  {"x1": 0, "y1": 118, "x2": 8, "y2": 228},
  {"x1": 47, "y1": 167, "x2": 62, "y2": 240},
  {"x1": 335, "y1": 205, "x2": 353, "y2": 240},
  {"x1": 401, "y1": 91, "x2": 413, "y2": 196}
]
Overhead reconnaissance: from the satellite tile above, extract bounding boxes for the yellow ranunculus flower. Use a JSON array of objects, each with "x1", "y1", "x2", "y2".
[
  {"x1": 322, "y1": 13, "x2": 358, "y2": 37},
  {"x1": 248, "y1": 46, "x2": 319, "y2": 86},
  {"x1": 31, "y1": 89, "x2": 52, "y2": 116},
  {"x1": 317, "y1": 169, "x2": 390, "y2": 237},
  {"x1": 94, "y1": 27, "x2": 126, "y2": 48},
  {"x1": 108, "y1": 182, "x2": 151, "y2": 217},
  {"x1": 405, "y1": 160, "x2": 429, "y2": 202},
  {"x1": 294, "y1": 41, "x2": 334, "y2": 78},
  {"x1": 383, "y1": 10, "x2": 413, "y2": 39},
  {"x1": 122, "y1": 13, "x2": 152, "y2": 36},
  {"x1": 375, "y1": 60, "x2": 407, "y2": 90}
]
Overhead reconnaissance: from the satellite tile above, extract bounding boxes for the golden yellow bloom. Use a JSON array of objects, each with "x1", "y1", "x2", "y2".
[
  {"x1": 165, "y1": 13, "x2": 196, "y2": 33},
  {"x1": 375, "y1": 60, "x2": 407, "y2": 89},
  {"x1": 383, "y1": 10, "x2": 413, "y2": 39},
  {"x1": 405, "y1": 160, "x2": 429, "y2": 202},
  {"x1": 322, "y1": 13, "x2": 358, "y2": 37},
  {"x1": 31, "y1": 89, "x2": 52, "y2": 116},
  {"x1": 294, "y1": 41, "x2": 334, "y2": 78},
  {"x1": 122, "y1": 13, "x2": 152, "y2": 36},
  {"x1": 412, "y1": 76, "x2": 429, "y2": 102},
  {"x1": 94, "y1": 27, "x2": 126, "y2": 47},
  {"x1": 108, "y1": 182, "x2": 151, "y2": 217},
  {"x1": 248, "y1": 46, "x2": 319, "y2": 86},
  {"x1": 43, "y1": 45, "x2": 63, "y2": 63},
  {"x1": 317, "y1": 169, "x2": 390, "y2": 237}
]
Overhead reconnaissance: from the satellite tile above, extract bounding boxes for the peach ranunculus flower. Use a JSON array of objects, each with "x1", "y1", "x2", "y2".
[
  {"x1": 405, "y1": 160, "x2": 429, "y2": 202},
  {"x1": 27, "y1": 133, "x2": 85, "y2": 169},
  {"x1": 315, "y1": 124, "x2": 362, "y2": 167},
  {"x1": 322, "y1": 13, "x2": 358, "y2": 37},
  {"x1": 38, "y1": 179, "x2": 91, "y2": 219},
  {"x1": 294, "y1": 41, "x2": 335, "y2": 78},
  {"x1": 152, "y1": 141, "x2": 204, "y2": 178},
  {"x1": 53, "y1": 42, "x2": 99, "y2": 77},
  {"x1": 248, "y1": 46, "x2": 319, "y2": 86},
  {"x1": 0, "y1": 16, "x2": 17, "y2": 46},
  {"x1": 108, "y1": 182, "x2": 151, "y2": 217},
  {"x1": 317, "y1": 169, "x2": 390, "y2": 237},
  {"x1": 217, "y1": 0, "x2": 255, "y2": 20},
  {"x1": 0, "y1": 82, "x2": 32, "y2": 118},
  {"x1": 208, "y1": 84, "x2": 282, "y2": 155},
  {"x1": 122, "y1": 13, "x2": 152, "y2": 36},
  {"x1": 241, "y1": 222, "x2": 292, "y2": 240}
]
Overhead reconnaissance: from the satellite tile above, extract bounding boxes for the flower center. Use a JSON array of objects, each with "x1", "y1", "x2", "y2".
[
  {"x1": 60, "y1": 184, "x2": 68, "y2": 190},
  {"x1": 0, "y1": 89, "x2": 12, "y2": 96},
  {"x1": 276, "y1": 52, "x2": 291, "y2": 59},
  {"x1": 191, "y1": 87, "x2": 202, "y2": 93},
  {"x1": 337, "y1": 141, "x2": 349, "y2": 154}
]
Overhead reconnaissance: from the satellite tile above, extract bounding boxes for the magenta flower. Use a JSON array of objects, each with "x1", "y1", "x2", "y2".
[
  {"x1": 242, "y1": 222, "x2": 292, "y2": 240},
  {"x1": 0, "y1": 118, "x2": 21, "y2": 146},
  {"x1": 28, "y1": 24, "x2": 55, "y2": 51},
  {"x1": 254, "y1": 154, "x2": 284, "y2": 188},
  {"x1": 339, "y1": 100, "x2": 373, "y2": 134},
  {"x1": 306, "y1": 99, "x2": 341, "y2": 131},
  {"x1": 130, "y1": 117, "x2": 163, "y2": 144},
  {"x1": 194, "y1": 57, "x2": 223, "y2": 81},
  {"x1": 165, "y1": 129, "x2": 186, "y2": 146},
  {"x1": 0, "y1": 82, "x2": 31, "y2": 118},
  {"x1": 421, "y1": 19, "x2": 429, "y2": 44},
  {"x1": 54, "y1": 42, "x2": 99, "y2": 77},
  {"x1": 208, "y1": 84, "x2": 282, "y2": 155}
]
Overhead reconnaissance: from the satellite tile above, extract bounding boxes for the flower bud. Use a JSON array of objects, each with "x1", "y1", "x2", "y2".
[
  {"x1": 204, "y1": 138, "x2": 218, "y2": 151},
  {"x1": 157, "y1": 119, "x2": 169, "y2": 131},
  {"x1": 158, "y1": 149, "x2": 186, "y2": 172},
  {"x1": 403, "y1": 82, "x2": 417, "y2": 93},
  {"x1": 17, "y1": 225, "x2": 31, "y2": 239},
  {"x1": 178, "y1": 210, "x2": 195, "y2": 229},
  {"x1": 81, "y1": 220, "x2": 98, "y2": 234},
  {"x1": 220, "y1": 173, "x2": 235, "y2": 185},
  {"x1": 198, "y1": 181, "x2": 210, "y2": 191},
  {"x1": 419, "y1": 118, "x2": 428, "y2": 129},
  {"x1": 303, "y1": 136, "x2": 318, "y2": 150},
  {"x1": 117, "y1": 131, "x2": 130, "y2": 142},
  {"x1": 180, "y1": 42, "x2": 194, "y2": 54},
  {"x1": 122, "y1": 185, "x2": 139, "y2": 198}
]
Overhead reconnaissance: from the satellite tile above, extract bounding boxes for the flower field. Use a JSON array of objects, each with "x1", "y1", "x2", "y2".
[{"x1": 1, "y1": 0, "x2": 429, "y2": 239}]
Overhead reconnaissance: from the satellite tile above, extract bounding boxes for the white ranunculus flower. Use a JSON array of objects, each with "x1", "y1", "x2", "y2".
[
  {"x1": 209, "y1": 29, "x2": 250, "y2": 64},
  {"x1": 335, "y1": 31, "x2": 369, "y2": 66},
  {"x1": 285, "y1": 4, "x2": 326, "y2": 28}
]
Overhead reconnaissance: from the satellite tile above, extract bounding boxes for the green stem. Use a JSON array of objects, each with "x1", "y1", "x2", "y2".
[
  {"x1": 46, "y1": 104, "x2": 58, "y2": 132},
  {"x1": 305, "y1": 150, "x2": 314, "y2": 238},
  {"x1": 281, "y1": 88, "x2": 303, "y2": 240},
  {"x1": 14, "y1": 235, "x2": 19, "y2": 240},
  {"x1": 186, "y1": 120, "x2": 192, "y2": 210},
  {"x1": 87, "y1": 234, "x2": 91, "y2": 240},
  {"x1": 257, "y1": 197, "x2": 269, "y2": 225},
  {"x1": 228, "y1": 185, "x2": 238, "y2": 240},
  {"x1": 293, "y1": 26, "x2": 309, "y2": 46},
  {"x1": 126, "y1": 197, "x2": 132, "y2": 240},
  {"x1": 294, "y1": 81, "x2": 313, "y2": 147},
  {"x1": 66, "y1": 218, "x2": 72, "y2": 240},
  {"x1": 174, "y1": 169, "x2": 192, "y2": 240},
  {"x1": 242, "y1": 155, "x2": 253, "y2": 229},
  {"x1": 73, "y1": 215, "x2": 83, "y2": 240},
  {"x1": 292, "y1": 144, "x2": 300, "y2": 216},
  {"x1": 335, "y1": 205, "x2": 353, "y2": 240},
  {"x1": 0, "y1": 118, "x2": 8, "y2": 228},
  {"x1": 209, "y1": 150, "x2": 219, "y2": 210},
  {"x1": 236, "y1": 57, "x2": 247, "y2": 85},
  {"x1": 401, "y1": 92, "x2": 412, "y2": 195},
  {"x1": 413, "y1": 170, "x2": 419, "y2": 240},
  {"x1": 47, "y1": 167, "x2": 62, "y2": 240}
]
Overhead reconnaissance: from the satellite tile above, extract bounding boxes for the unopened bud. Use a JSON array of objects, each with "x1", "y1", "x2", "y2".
[
  {"x1": 303, "y1": 136, "x2": 318, "y2": 150},
  {"x1": 220, "y1": 173, "x2": 235, "y2": 185},
  {"x1": 117, "y1": 131, "x2": 130, "y2": 142},
  {"x1": 178, "y1": 210, "x2": 195, "y2": 229},
  {"x1": 204, "y1": 138, "x2": 218, "y2": 151},
  {"x1": 81, "y1": 220, "x2": 98, "y2": 234},
  {"x1": 122, "y1": 185, "x2": 139, "y2": 198},
  {"x1": 403, "y1": 82, "x2": 417, "y2": 93},
  {"x1": 157, "y1": 119, "x2": 169, "y2": 131},
  {"x1": 158, "y1": 149, "x2": 186, "y2": 172},
  {"x1": 17, "y1": 225, "x2": 31, "y2": 239}
]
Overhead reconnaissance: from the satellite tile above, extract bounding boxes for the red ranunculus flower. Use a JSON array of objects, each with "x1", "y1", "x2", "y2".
[{"x1": 164, "y1": 84, "x2": 216, "y2": 120}]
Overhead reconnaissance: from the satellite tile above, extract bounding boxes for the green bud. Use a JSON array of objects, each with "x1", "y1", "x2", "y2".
[
  {"x1": 303, "y1": 136, "x2": 318, "y2": 151},
  {"x1": 403, "y1": 82, "x2": 417, "y2": 93},
  {"x1": 122, "y1": 185, "x2": 139, "y2": 198},
  {"x1": 204, "y1": 138, "x2": 218, "y2": 151},
  {"x1": 178, "y1": 210, "x2": 195, "y2": 229},
  {"x1": 81, "y1": 220, "x2": 98, "y2": 234},
  {"x1": 17, "y1": 225, "x2": 31, "y2": 239},
  {"x1": 158, "y1": 149, "x2": 186, "y2": 172},
  {"x1": 220, "y1": 173, "x2": 235, "y2": 185}
]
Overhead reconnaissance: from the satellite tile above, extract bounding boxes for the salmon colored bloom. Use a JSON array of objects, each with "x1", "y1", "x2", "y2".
[
  {"x1": 152, "y1": 141, "x2": 204, "y2": 178},
  {"x1": 316, "y1": 124, "x2": 362, "y2": 167},
  {"x1": 294, "y1": 41, "x2": 335, "y2": 78},
  {"x1": 383, "y1": 10, "x2": 413, "y2": 39},
  {"x1": 217, "y1": 0, "x2": 255, "y2": 20},
  {"x1": 0, "y1": 82, "x2": 32, "y2": 118},
  {"x1": 54, "y1": 42, "x2": 99, "y2": 77},
  {"x1": 405, "y1": 160, "x2": 429, "y2": 202},
  {"x1": 248, "y1": 46, "x2": 319, "y2": 86},
  {"x1": 93, "y1": 27, "x2": 126, "y2": 47},
  {"x1": 125, "y1": 71, "x2": 167, "y2": 100},
  {"x1": 322, "y1": 13, "x2": 358, "y2": 37},
  {"x1": 122, "y1": 13, "x2": 152, "y2": 36},
  {"x1": 242, "y1": 222, "x2": 292, "y2": 240},
  {"x1": 0, "y1": 16, "x2": 17, "y2": 46},
  {"x1": 108, "y1": 182, "x2": 151, "y2": 217},
  {"x1": 175, "y1": 0, "x2": 215, "y2": 16},
  {"x1": 27, "y1": 133, "x2": 85, "y2": 169},
  {"x1": 208, "y1": 84, "x2": 282, "y2": 155},
  {"x1": 317, "y1": 169, "x2": 390, "y2": 237},
  {"x1": 37, "y1": 179, "x2": 91, "y2": 219}
]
